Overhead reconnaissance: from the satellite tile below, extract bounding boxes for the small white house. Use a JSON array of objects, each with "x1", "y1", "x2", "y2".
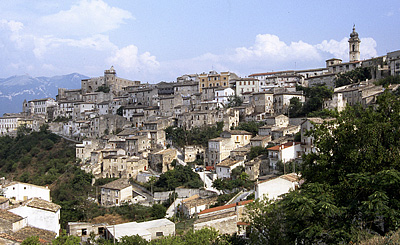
[
  {"x1": 8, "y1": 198, "x2": 61, "y2": 236},
  {"x1": 216, "y1": 158, "x2": 244, "y2": 179},
  {"x1": 255, "y1": 173, "x2": 300, "y2": 201},
  {"x1": 267, "y1": 142, "x2": 302, "y2": 169},
  {"x1": 2, "y1": 181, "x2": 50, "y2": 202},
  {"x1": 105, "y1": 218, "x2": 175, "y2": 241}
]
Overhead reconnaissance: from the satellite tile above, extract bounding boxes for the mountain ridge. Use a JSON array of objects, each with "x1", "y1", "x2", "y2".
[{"x1": 0, "y1": 73, "x2": 88, "y2": 116}]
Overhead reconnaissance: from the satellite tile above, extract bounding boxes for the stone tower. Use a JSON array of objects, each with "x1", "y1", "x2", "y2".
[{"x1": 349, "y1": 25, "x2": 361, "y2": 62}]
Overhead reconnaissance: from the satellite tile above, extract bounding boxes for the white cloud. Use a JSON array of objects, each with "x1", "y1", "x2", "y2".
[
  {"x1": 316, "y1": 37, "x2": 377, "y2": 60},
  {"x1": 315, "y1": 37, "x2": 348, "y2": 59},
  {"x1": 107, "y1": 45, "x2": 160, "y2": 73},
  {"x1": 231, "y1": 34, "x2": 321, "y2": 62},
  {"x1": 33, "y1": 34, "x2": 117, "y2": 59},
  {"x1": 39, "y1": 0, "x2": 133, "y2": 36}
]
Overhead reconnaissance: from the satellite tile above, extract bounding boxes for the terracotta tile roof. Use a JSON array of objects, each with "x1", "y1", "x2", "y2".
[
  {"x1": 198, "y1": 200, "x2": 253, "y2": 215},
  {"x1": 11, "y1": 226, "x2": 56, "y2": 244},
  {"x1": 267, "y1": 142, "x2": 300, "y2": 151},
  {"x1": 237, "y1": 222, "x2": 250, "y2": 226},
  {"x1": 0, "y1": 209, "x2": 24, "y2": 222},
  {"x1": 216, "y1": 158, "x2": 242, "y2": 167},
  {"x1": 227, "y1": 130, "x2": 252, "y2": 135},
  {"x1": 0, "y1": 233, "x2": 23, "y2": 243},
  {"x1": 24, "y1": 198, "x2": 61, "y2": 213},
  {"x1": 101, "y1": 178, "x2": 131, "y2": 190},
  {"x1": 0, "y1": 196, "x2": 9, "y2": 204},
  {"x1": 258, "y1": 173, "x2": 300, "y2": 184}
]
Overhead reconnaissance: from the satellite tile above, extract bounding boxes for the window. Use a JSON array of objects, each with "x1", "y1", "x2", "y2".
[
  {"x1": 82, "y1": 229, "x2": 87, "y2": 236},
  {"x1": 156, "y1": 232, "x2": 164, "y2": 237}
]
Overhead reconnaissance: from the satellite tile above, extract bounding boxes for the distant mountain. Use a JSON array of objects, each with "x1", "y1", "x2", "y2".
[{"x1": 0, "y1": 73, "x2": 88, "y2": 116}]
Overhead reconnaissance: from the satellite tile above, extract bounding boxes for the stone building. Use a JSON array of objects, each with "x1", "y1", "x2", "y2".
[
  {"x1": 81, "y1": 66, "x2": 140, "y2": 96},
  {"x1": 148, "y1": 149, "x2": 177, "y2": 173},
  {"x1": 193, "y1": 200, "x2": 253, "y2": 235},
  {"x1": 100, "y1": 178, "x2": 133, "y2": 207}
]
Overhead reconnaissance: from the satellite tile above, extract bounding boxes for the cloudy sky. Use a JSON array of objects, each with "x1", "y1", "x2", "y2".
[{"x1": 1, "y1": 0, "x2": 399, "y2": 83}]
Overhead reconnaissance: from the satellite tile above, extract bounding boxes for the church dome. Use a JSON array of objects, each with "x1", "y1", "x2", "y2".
[{"x1": 350, "y1": 26, "x2": 359, "y2": 38}]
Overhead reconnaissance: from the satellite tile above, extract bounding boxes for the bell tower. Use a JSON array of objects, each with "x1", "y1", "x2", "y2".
[{"x1": 349, "y1": 25, "x2": 361, "y2": 62}]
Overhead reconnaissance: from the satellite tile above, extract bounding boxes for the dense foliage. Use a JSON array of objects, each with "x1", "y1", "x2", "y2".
[
  {"x1": 233, "y1": 121, "x2": 265, "y2": 136},
  {"x1": 245, "y1": 91, "x2": 400, "y2": 244},
  {"x1": 225, "y1": 95, "x2": 243, "y2": 108},
  {"x1": 374, "y1": 75, "x2": 400, "y2": 87},
  {"x1": 335, "y1": 66, "x2": 372, "y2": 87},
  {"x1": 289, "y1": 84, "x2": 334, "y2": 117},
  {"x1": 0, "y1": 126, "x2": 76, "y2": 185},
  {"x1": 96, "y1": 85, "x2": 110, "y2": 93},
  {"x1": 154, "y1": 165, "x2": 204, "y2": 191},
  {"x1": 212, "y1": 166, "x2": 253, "y2": 192},
  {"x1": 165, "y1": 122, "x2": 224, "y2": 148},
  {"x1": 247, "y1": 146, "x2": 268, "y2": 160}
]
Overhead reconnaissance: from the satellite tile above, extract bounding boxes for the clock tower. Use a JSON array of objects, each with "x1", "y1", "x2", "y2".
[{"x1": 349, "y1": 25, "x2": 361, "y2": 62}]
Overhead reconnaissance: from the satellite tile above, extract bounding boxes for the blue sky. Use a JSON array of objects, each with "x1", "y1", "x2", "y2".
[{"x1": 1, "y1": 0, "x2": 399, "y2": 83}]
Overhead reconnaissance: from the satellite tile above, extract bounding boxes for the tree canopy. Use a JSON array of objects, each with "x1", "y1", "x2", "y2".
[
  {"x1": 245, "y1": 91, "x2": 400, "y2": 244},
  {"x1": 335, "y1": 67, "x2": 372, "y2": 87},
  {"x1": 165, "y1": 122, "x2": 224, "y2": 148},
  {"x1": 288, "y1": 84, "x2": 334, "y2": 117}
]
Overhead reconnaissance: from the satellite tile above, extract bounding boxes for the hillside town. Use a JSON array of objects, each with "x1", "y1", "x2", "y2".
[{"x1": 0, "y1": 27, "x2": 400, "y2": 243}]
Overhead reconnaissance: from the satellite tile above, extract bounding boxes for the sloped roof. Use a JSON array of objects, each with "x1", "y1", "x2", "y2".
[
  {"x1": 216, "y1": 158, "x2": 241, "y2": 167},
  {"x1": 198, "y1": 200, "x2": 253, "y2": 215},
  {"x1": 267, "y1": 142, "x2": 300, "y2": 151},
  {"x1": 101, "y1": 178, "x2": 131, "y2": 190},
  {"x1": 0, "y1": 209, "x2": 24, "y2": 223},
  {"x1": 11, "y1": 226, "x2": 56, "y2": 243},
  {"x1": 9, "y1": 198, "x2": 61, "y2": 213},
  {"x1": 258, "y1": 173, "x2": 300, "y2": 184}
]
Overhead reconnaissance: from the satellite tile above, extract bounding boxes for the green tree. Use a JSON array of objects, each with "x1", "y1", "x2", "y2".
[
  {"x1": 234, "y1": 121, "x2": 264, "y2": 136},
  {"x1": 151, "y1": 204, "x2": 167, "y2": 219},
  {"x1": 225, "y1": 95, "x2": 243, "y2": 108},
  {"x1": 22, "y1": 236, "x2": 41, "y2": 245},
  {"x1": 119, "y1": 235, "x2": 149, "y2": 245},
  {"x1": 116, "y1": 106, "x2": 124, "y2": 116},
  {"x1": 335, "y1": 67, "x2": 372, "y2": 87},
  {"x1": 296, "y1": 84, "x2": 333, "y2": 116},
  {"x1": 52, "y1": 230, "x2": 81, "y2": 245},
  {"x1": 247, "y1": 146, "x2": 268, "y2": 160},
  {"x1": 288, "y1": 97, "x2": 304, "y2": 117},
  {"x1": 245, "y1": 91, "x2": 400, "y2": 244},
  {"x1": 299, "y1": 91, "x2": 400, "y2": 242},
  {"x1": 96, "y1": 85, "x2": 110, "y2": 93}
]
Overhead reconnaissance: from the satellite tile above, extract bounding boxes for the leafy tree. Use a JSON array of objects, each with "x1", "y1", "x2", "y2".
[
  {"x1": 374, "y1": 75, "x2": 400, "y2": 87},
  {"x1": 288, "y1": 97, "x2": 304, "y2": 117},
  {"x1": 119, "y1": 235, "x2": 149, "y2": 245},
  {"x1": 155, "y1": 165, "x2": 203, "y2": 191},
  {"x1": 225, "y1": 95, "x2": 243, "y2": 108},
  {"x1": 295, "y1": 84, "x2": 333, "y2": 116},
  {"x1": 151, "y1": 204, "x2": 167, "y2": 219},
  {"x1": 22, "y1": 236, "x2": 40, "y2": 245},
  {"x1": 234, "y1": 121, "x2": 264, "y2": 136},
  {"x1": 52, "y1": 230, "x2": 81, "y2": 245},
  {"x1": 247, "y1": 146, "x2": 268, "y2": 160},
  {"x1": 165, "y1": 122, "x2": 224, "y2": 148},
  {"x1": 335, "y1": 67, "x2": 372, "y2": 87},
  {"x1": 245, "y1": 91, "x2": 400, "y2": 243},
  {"x1": 96, "y1": 85, "x2": 110, "y2": 93}
]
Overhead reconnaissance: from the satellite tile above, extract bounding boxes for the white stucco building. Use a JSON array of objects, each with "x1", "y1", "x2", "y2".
[
  {"x1": 216, "y1": 159, "x2": 244, "y2": 179},
  {"x1": 105, "y1": 218, "x2": 175, "y2": 241},
  {"x1": 267, "y1": 142, "x2": 302, "y2": 169},
  {"x1": 2, "y1": 181, "x2": 51, "y2": 202},
  {"x1": 8, "y1": 198, "x2": 61, "y2": 236},
  {"x1": 255, "y1": 173, "x2": 299, "y2": 200}
]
